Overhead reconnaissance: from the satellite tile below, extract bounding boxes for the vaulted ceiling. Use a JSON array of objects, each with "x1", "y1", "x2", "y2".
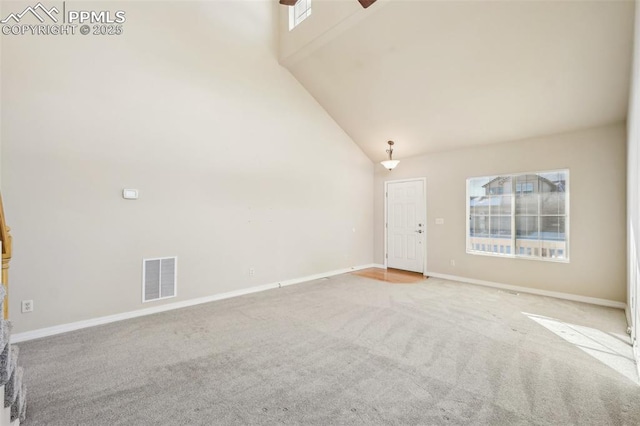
[{"x1": 280, "y1": 0, "x2": 635, "y2": 162}]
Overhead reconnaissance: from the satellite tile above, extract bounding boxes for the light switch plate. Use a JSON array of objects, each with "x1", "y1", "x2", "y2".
[
  {"x1": 123, "y1": 189, "x2": 138, "y2": 200},
  {"x1": 435, "y1": 218, "x2": 445, "y2": 225}
]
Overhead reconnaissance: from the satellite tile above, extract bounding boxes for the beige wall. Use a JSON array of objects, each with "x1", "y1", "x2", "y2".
[
  {"x1": 0, "y1": 1, "x2": 3, "y2": 189},
  {"x1": 1, "y1": 1, "x2": 374, "y2": 333},
  {"x1": 374, "y1": 124, "x2": 627, "y2": 302},
  {"x1": 627, "y1": 1, "x2": 640, "y2": 349}
]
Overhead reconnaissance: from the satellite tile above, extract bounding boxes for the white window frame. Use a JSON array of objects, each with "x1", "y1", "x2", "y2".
[
  {"x1": 466, "y1": 169, "x2": 570, "y2": 263},
  {"x1": 289, "y1": 0, "x2": 312, "y2": 31}
]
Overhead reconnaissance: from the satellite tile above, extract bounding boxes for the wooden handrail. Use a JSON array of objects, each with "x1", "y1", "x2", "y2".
[{"x1": 0, "y1": 194, "x2": 11, "y2": 319}]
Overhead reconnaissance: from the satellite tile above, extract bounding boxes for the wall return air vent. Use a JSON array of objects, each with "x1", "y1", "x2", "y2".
[{"x1": 143, "y1": 257, "x2": 177, "y2": 302}]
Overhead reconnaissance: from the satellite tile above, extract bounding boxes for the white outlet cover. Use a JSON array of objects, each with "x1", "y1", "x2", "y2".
[
  {"x1": 436, "y1": 218, "x2": 445, "y2": 225},
  {"x1": 21, "y1": 300, "x2": 33, "y2": 313}
]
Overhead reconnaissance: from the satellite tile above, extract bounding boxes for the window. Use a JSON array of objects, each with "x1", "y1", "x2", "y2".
[
  {"x1": 467, "y1": 170, "x2": 569, "y2": 262},
  {"x1": 516, "y1": 182, "x2": 534, "y2": 194},
  {"x1": 289, "y1": 0, "x2": 311, "y2": 30}
]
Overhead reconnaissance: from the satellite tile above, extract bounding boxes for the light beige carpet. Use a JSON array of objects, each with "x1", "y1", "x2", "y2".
[{"x1": 18, "y1": 274, "x2": 640, "y2": 425}]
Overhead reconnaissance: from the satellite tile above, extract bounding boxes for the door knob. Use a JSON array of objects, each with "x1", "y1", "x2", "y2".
[{"x1": 415, "y1": 230, "x2": 423, "y2": 233}]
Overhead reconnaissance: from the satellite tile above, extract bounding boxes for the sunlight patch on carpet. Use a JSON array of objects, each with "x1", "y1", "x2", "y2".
[{"x1": 524, "y1": 312, "x2": 638, "y2": 384}]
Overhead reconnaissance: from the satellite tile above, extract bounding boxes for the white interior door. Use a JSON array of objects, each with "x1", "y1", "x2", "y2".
[{"x1": 386, "y1": 179, "x2": 426, "y2": 273}]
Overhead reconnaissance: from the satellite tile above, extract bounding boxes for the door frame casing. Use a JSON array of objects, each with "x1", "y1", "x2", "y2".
[{"x1": 384, "y1": 177, "x2": 428, "y2": 275}]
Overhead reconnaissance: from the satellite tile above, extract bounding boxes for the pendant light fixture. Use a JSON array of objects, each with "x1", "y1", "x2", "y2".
[{"x1": 380, "y1": 140, "x2": 400, "y2": 170}]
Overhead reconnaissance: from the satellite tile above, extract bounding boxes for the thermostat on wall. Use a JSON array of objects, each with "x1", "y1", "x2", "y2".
[{"x1": 122, "y1": 189, "x2": 138, "y2": 200}]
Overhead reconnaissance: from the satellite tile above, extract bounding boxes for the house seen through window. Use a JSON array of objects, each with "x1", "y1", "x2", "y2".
[{"x1": 467, "y1": 170, "x2": 569, "y2": 261}]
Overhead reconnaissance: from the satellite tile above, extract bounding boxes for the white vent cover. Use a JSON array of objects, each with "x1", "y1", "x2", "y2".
[{"x1": 142, "y1": 257, "x2": 177, "y2": 302}]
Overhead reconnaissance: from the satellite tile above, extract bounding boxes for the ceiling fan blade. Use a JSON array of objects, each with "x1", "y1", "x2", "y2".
[
  {"x1": 358, "y1": 0, "x2": 377, "y2": 8},
  {"x1": 280, "y1": 0, "x2": 375, "y2": 8}
]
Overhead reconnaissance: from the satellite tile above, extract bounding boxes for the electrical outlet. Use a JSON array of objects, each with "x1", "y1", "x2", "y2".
[
  {"x1": 249, "y1": 268, "x2": 255, "y2": 277},
  {"x1": 21, "y1": 300, "x2": 33, "y2": 313},
  {"x1": 450, "y1": 259, "x2": 456, "y2": 267}
]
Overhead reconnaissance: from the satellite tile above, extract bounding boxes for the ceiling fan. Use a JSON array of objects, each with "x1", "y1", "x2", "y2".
[{"x1": 280, "y1": 0, "x2": 377, "y2": 9}]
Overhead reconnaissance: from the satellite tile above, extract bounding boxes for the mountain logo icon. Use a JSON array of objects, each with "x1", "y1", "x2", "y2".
[{"x1": 1, "y1": 3, "x2": 59, "y2": 24}]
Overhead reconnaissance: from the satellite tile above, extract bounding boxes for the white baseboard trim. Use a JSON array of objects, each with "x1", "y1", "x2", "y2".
[
  {"x1": 426, "y1": 272, "x2": 627, "y2": 309},
  {"x1": 11, "y1": 263, "x2": 378, "y2": 343}
]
